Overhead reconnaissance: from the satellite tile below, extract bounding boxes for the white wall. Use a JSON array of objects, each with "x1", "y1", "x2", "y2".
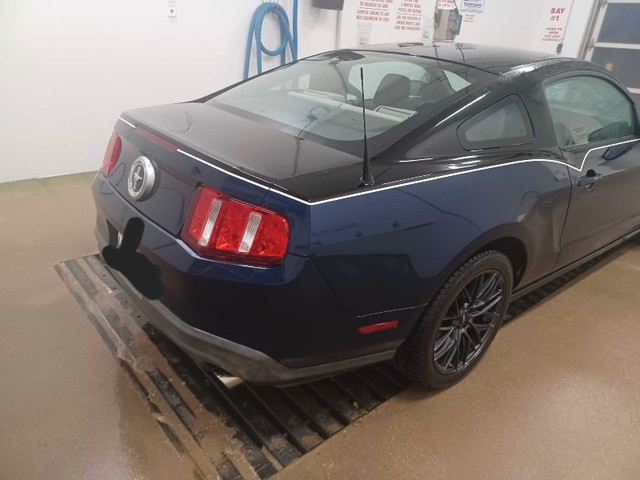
[
  {"x1": 1, "y1": 0, "x2": 597, "y2": 183},
  {"x1": 0, "y1": 0, "x2": 338, "y2": 183}
]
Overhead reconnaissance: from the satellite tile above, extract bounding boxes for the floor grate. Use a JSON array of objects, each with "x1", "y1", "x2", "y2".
[{"x1": 55, "y1": 250, "x2": 611, "y2": 479}]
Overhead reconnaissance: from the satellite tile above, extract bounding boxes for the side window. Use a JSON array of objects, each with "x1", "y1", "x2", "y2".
[
  {"x1": 544, "y1": 76, "x2": 637, "y2": 148},
  {"x1": 458, "y1": 95, "x2": 534, "y2": 150},
  {"x1": 443, "y1": 70, "x2": 471, "y2": 92}
]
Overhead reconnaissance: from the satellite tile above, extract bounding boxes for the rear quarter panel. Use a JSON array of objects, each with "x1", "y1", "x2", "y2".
[{"x1": 305, "y1": 160, "x2": 571, "y2": 316}]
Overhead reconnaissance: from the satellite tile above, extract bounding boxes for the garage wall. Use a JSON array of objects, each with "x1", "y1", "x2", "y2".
[
  {"x1": 0, "y1": 1, "x2": 597, "y2": 184},
  {"x1": 454, "y1": 0, "x2": 595, "y2": 57},
  {"x1": 0, "y1": 0, "x2": 338, "y2": 183}
]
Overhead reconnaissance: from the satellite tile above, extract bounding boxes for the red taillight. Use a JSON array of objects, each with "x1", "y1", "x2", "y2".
[
  {"x1": 181, "y1": 186, "x2": 289, "y2": 266},
  {"x1": 101, "y1": 131, "x2": 122, "y2": 176}
]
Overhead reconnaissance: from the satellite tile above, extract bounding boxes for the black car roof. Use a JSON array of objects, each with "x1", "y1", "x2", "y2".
[{"x1": 356, "y1": 42, "x2": 563, "y2": 75}]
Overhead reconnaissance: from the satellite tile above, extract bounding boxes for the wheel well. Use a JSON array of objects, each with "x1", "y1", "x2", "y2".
[{"x1": 475, "y1": 237, "x2": 528, "y2": 287}]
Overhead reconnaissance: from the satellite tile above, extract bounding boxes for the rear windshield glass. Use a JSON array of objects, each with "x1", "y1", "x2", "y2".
[{"x1": 206, "y1": 51, "x2": 494, "y2": 156}]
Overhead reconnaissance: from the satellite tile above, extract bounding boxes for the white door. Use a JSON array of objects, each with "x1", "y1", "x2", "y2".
[{"x1": 584, "y1": 0, "x2": 640, "y2": 104}]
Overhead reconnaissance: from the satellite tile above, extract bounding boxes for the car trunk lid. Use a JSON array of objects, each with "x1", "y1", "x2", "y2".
[
  {"x1": 123, "y1": 102, "x2": 363, "y2": 182},
  {"x1": 109, "y1": 118, "x2": 270, "y2": 237},
  {"x1": 108, "y1": 102, "x2": 364, "y2": 237}
]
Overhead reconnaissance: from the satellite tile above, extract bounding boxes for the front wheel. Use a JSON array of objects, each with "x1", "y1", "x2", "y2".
[{"x1": 397, "y1": 250, "x2": 513, "y2": 389}]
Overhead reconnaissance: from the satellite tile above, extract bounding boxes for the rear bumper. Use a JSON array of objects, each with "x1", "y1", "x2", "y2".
[
  {"x1": 92, "y1": 175, "x2": 409, "y2": 383},
  {"x1": 106, "y1": 250, "x2": 395, "y2": 384}
]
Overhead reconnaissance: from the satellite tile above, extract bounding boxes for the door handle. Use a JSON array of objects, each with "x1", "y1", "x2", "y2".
[{"x1": 577, "y1": 169, "x2": 602, "y2": 188}]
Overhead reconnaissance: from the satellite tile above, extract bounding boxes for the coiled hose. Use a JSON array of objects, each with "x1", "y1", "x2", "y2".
[{"x1": 243, "y1": 0, "x2": 298, "y2": 80}]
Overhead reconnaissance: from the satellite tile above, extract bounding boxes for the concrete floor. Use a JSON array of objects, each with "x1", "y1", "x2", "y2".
[{"x1": 1, "y1": 173, "x2": 640, "y2": 479}]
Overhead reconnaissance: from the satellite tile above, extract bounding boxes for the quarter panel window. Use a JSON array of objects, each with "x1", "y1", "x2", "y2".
[
  {"x1": 544, "y1": 75, "x2": 636, "y2": 148},
  {"x1": 458, "y1": 95, "x2": 534, "y2": 150}
]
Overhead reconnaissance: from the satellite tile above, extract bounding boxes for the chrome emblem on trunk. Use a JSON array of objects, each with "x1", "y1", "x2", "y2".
[{"x1": 128, "y1": 156, "x2": 156, "y2": 201}]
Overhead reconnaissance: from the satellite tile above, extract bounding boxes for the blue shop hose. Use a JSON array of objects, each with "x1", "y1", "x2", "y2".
[{"x1": 243, "y1": 0, "x2": 298, "y2": 80}]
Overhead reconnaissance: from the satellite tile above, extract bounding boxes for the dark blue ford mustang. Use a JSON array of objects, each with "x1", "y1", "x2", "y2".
[{"x1": 93, "y1": 43, "x2": 640, "y2": 388}]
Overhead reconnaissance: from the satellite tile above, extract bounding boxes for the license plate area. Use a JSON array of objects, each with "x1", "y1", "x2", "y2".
[{"x1": 103, "y1": 217, "x2": 164, "y2": 300}]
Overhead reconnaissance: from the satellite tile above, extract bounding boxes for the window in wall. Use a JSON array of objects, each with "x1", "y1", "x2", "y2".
[
  {"x1": 544, "y1": 75, "x2": 636, "y2": 148},
  {"x1": 458, "y1": 95, "x2": 534, "y2": 150}
]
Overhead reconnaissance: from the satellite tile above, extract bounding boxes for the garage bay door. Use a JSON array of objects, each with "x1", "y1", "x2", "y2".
[{"x1": 584, "y1": 0, "x2": 640, "y2": 104}]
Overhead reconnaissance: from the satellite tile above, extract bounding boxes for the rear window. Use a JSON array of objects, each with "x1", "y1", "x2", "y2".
[{"x1": 207, "y1": 51, "x2": 494, "y2": 156}]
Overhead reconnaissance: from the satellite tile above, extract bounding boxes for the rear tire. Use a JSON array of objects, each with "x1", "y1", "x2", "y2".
[{"x1": 397, "y1": 250, "x2": 513, "y2": 389}]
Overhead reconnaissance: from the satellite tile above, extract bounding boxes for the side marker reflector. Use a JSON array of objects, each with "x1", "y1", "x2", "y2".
[{"x1": 358, "y1": 321, "x2": 399, "y2": 334}]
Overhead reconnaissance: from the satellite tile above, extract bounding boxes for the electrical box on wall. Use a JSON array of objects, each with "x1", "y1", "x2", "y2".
[
  {"x1": 434, "y1": 9, "x2": 461, "y2": 41},
  {"x1": 312, "y1": 0, "x2": 344, "y2": 10}
]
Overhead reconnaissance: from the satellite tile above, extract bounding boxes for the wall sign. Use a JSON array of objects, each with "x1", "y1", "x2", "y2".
[
  {"x1": 463, "y1": 13, "x2": 476, "y2": 23},
  {"x1": 395, "y1": 0, "x2": 423, "y2": 32},
  {"x1": 356, "y1": 0, "x2": 392, "y2": 23},
  {"x1": 531, "y1": 0, "x2": 572, "y2": 53},
  {"x1": 437, "y1": 0, "x2": 456, "y2": 10},
  {"x1": 355, "y1": 0, "x2": 423, "y2": 30},
  {"x1": 345, "y1": 0, "x2": 432, "y2": 46},
  {"x1": 460, "y1": 0, "x2": 484, "y2": 12}
]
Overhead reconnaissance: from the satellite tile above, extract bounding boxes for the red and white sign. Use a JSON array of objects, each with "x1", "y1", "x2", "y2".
[
  {"x1": 463, "y1": 13, "x2": 476, "y2": 24},
  {"x1": 532, "y1": 0, "x2": 572, "y2": 52},
  {"x1": 356, "y1": 0, "x2": 393, "y2": 23},
  {"x1": 345, "y1": 0, "x2": 432, "y2": 46},
  {"x1": 394, "y1": 0, "x2": 423, "y2": 32}
]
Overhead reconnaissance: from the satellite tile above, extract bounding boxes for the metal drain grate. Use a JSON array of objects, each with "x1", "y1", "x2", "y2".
[
  {"x1": 55, "y1": 250, "x2": 612, "y2": 479},
  {"x1": 55, "y1": 255, "x2": 410, "y2": 479}
]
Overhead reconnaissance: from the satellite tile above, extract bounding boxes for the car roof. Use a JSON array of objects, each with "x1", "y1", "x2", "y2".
[{"x1": 354, "y1": 42, "x2": 564, "y2": 75}]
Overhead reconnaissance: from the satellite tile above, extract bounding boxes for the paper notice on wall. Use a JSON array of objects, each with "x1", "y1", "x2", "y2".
[
  {"x1": 394, "y1": 0, "x2": 422, "y2": 31},
  {"x1": 357, "y1": 0, "x2": 392, "y2": 23},
  {"x1": 437, "y1": 0, "x2": 456, "y2": 10},
  {"x1": 358, "y1": 22, "x2": 373, "y2": 45},
  {"x1": 342, "y1": 0, "x2": 431, "y2": 47},
  {"x1": 460, "y1": 0, "x2": 484, "y2": 12},
  {"x1": 531, "y1": 0, "x2": 572, "y2": 53},
  {"x1": 461, "y1": 0, "x2": 484, "y2": 12},
  {"x1": 422, "y1": 17, "x2": 435, "y2": 41},
  {"x1": 462, "y1": 13, "x2": 476, "y2": 23}
]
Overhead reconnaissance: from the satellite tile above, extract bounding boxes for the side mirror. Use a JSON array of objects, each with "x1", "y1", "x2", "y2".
[
  {"x1": 588, "y1": 121, "x2": 629, "y2": 143},
  {"x1": 602, "y1": 143, "x2": 633, "y2": 161}
]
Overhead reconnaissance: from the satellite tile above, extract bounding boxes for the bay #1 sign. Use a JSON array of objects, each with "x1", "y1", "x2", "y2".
[{"x1": 531, "y1": 0, "x2": 573, "y2": 53}]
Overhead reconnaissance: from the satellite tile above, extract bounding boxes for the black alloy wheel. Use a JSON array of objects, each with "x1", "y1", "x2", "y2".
[
  {"x1": 434, "y1": 270, "x2": 506, "y2": 374},
  {"x1": 397, "y1": 250, "x2": 513, "y2": 389}
]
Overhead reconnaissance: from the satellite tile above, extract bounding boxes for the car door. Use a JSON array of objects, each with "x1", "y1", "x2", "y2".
[{"x1": 544, "y1": 74, "x2": 640, "y2": 268}]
